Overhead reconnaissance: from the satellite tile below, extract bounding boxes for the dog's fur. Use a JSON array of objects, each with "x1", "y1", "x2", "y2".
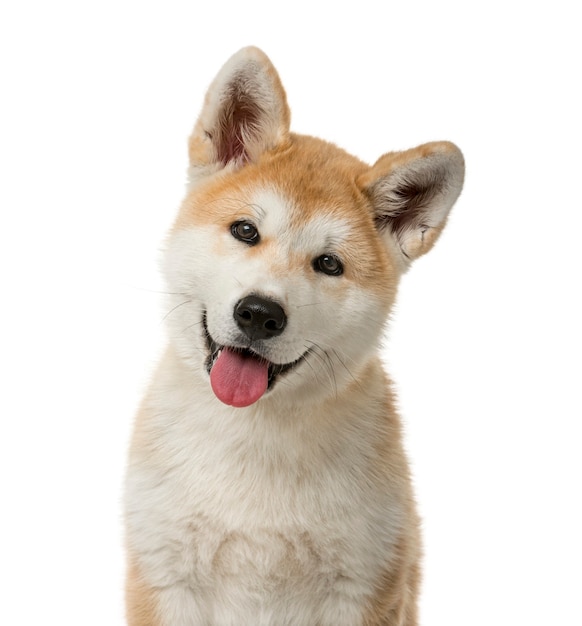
[{"x1": 125, "y1": 47, "x2": 464, "y2": 625}]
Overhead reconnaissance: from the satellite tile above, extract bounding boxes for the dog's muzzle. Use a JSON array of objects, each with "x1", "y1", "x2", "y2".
[{"x1": 202, "y1": 301, "x2": 308, "y2": 408}]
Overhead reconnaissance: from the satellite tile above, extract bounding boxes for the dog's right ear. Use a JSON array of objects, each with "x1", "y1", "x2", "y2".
[{"x1": 188, "y1": 47, "x2": 291, "y2": 177}]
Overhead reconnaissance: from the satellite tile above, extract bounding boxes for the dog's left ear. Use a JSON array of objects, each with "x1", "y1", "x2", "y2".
[
  {"x1": 359, "y1": 142, "x2": 464, "y2": 264},
  {"x1": 188, "y1": 47, "x2": 291, "y2": 176}
]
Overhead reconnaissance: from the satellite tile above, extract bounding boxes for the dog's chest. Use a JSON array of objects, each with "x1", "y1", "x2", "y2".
[
  {"x1": 183, "y1": 524, "x2": 354, "y2": 622},
  {"x1": 145, "y1": 519, "x2": 375, "y2": 625},
  {"x1": 128, "y1": 400, "x2": 399, "y2": 623}
]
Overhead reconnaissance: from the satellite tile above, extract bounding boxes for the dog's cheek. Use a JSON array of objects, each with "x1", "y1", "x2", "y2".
[
  {"x1": 164, "y1": 227, "x2": 218, "y2": 294},
  {"x1": 300, "y1": 281, "x2": 387, "y2": 356}
]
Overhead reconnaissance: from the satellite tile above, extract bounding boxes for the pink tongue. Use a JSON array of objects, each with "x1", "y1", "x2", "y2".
[{"x1": 210, "y1": 348, "x2": 269, "y2": 407}]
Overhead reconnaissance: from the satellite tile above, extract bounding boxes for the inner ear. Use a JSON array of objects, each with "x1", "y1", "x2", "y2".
[
  {"x1": 374, "y1": 164, "x2": 448, "y2": 237},
  {"x1": 189, "y1": 47, "x2": 291, "y2": 173},
  {"x1": 214, "y1": 77, "x2": 264, "y2": 165}
]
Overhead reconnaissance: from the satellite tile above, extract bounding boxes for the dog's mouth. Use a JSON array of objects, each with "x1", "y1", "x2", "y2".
[{"x1": 202, "y1": 314, "x2": 307, "y2": 407}]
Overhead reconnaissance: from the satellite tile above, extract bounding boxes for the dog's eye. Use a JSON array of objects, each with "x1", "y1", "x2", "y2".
[
  {"x1": 231, "y1": 220, "x2": 260, "y2": 246},
  {"x1": 313, "y1": 254, "x2": 344, "y2": 276}
]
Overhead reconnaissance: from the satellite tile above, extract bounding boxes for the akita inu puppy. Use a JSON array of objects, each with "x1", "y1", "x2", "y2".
[{"x1": 125, "y1": 47, "x2": 464, "y2": 625}]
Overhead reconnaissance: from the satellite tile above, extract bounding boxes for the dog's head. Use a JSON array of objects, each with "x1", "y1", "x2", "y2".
[{"x1": 163, "y1": 47, "x2": 464, "y2": 408}]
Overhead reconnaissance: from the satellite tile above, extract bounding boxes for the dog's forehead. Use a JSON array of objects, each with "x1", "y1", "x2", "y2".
[{"x1": 249, "y1": 187, "x2": 354, "y2": 251}]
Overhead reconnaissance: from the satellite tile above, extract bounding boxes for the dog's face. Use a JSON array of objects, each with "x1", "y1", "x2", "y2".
[
  {"x1": 164, "y1": 137, "x2": 399, "y2": 407},
  {"x1": 163, "y1": 48, "x2": 464, "y2": 408}
]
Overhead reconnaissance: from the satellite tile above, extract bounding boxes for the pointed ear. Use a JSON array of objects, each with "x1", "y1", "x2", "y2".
[
  {"x1": 358, "y1": 142, "x2": 464, "y2": 264},
  {"x1": 188, "y1": 47, "x2": 291, "y2": 175}
]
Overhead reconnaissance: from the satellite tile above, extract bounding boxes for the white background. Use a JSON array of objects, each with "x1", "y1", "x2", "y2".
[{"x1": 1, "y1": 1, "x2": 580, "y2": 624}]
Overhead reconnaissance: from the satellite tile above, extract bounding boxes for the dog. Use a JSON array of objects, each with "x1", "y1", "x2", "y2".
[{"x1": 124, "y1": 46, "x2": 464, "y2": 625}]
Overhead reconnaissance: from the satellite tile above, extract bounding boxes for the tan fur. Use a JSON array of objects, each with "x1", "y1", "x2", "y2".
[
  {"x1": 358, "y1": 368, "x2": 422, "y2": 625},
  {"x1": 363, "y1": 550, "x2": 421, "y2": 626},
  {"x1": 175, "y1": 134, "x2": 397, "y2": 294},
  {"x1": 126, "y1": 556, "x2": 161, "y2": 626},
  {"x1": 125, "y1": 47, "x2": 463, "y2": 625}
]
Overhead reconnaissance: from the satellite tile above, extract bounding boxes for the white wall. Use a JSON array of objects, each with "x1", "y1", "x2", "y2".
[{"x1": 1, "y1": 1, "x2": 580, "y2": 624}]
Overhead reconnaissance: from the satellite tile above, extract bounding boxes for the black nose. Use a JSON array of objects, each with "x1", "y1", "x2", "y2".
[{"x1": 234, "y1": 295, "x2": 287, "y2": 340}]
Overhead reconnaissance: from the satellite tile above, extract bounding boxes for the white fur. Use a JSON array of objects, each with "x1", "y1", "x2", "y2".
[{"x1": 126, "y1": 348, "x2": 406, "y2": 625}]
